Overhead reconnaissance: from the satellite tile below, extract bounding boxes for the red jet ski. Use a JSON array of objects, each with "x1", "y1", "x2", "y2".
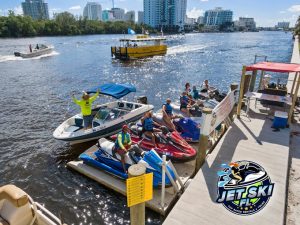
[{"x1": 111, "y1": 124, "x2": 196, "y2": 162}]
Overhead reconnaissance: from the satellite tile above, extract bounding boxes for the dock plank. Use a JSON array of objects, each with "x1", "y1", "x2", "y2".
[{"x1": 163, "y1": 109, "x2": 290, "y2": 225}]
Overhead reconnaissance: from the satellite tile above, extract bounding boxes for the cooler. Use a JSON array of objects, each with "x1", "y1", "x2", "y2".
[{"x1": 272, "y1": 111, "x2": 288, "y2": 128}]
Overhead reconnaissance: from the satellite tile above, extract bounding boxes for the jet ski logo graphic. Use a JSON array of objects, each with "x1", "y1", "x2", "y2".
[{"x1": 216, "y1": 160, "x2": 274, "y2": 215}]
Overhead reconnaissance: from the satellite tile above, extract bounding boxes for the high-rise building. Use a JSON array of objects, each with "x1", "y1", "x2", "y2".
[
  {"x1": 21, "y1": 0, "x2": 49, "y2": 20},
  {"x1": 197, "y1": 16, "x2": 204, "y2": 25},
  {"x1": 83, "y1": 2, "x2": 102, "y2": 21},
  {"x1": 138, "y1": 11, "x2": 144, "y2": 24},
  {"x1": 143, "y1": 0, "x2": 187, "y2": 30},
  {"x1": 204, "y1": 7, "x2": 233, "y2": 26},
  {"x1": 277, "y1": 22, "x2": 290, "y2": 29},
  {"x1": 125, "y1": 11, "x2": 135, "y2": 22},
  {"x1": 111, "y1": 8, "x2": 125, "y2": 21},
  {"x1": 102, "y1": 10, "x2": 114, "y2": 22}
]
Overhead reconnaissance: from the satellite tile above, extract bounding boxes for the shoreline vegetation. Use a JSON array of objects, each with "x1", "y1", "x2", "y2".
[
  {"x1": 0, "y1": 11, "x2": 155, "y2": 38},
  {"x1": 0, "y1": 11, "x2": 299, "y2": 38}
]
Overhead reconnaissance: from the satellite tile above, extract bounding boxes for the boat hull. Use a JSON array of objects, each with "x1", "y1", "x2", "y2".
[
  {"x1": 14, "y1": 47, "x2": 53, "y2": 58},
  {"x1": 111, "y1": 45, "x2": 167, "y2": 60}
]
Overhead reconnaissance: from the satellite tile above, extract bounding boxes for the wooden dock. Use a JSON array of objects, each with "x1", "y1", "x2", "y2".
[
  {"x1": 67, "y1": 155, "x2": 196, "y2": 215},
  {"x1": 163, "y1": 105, "x2": 290, "y2": 225}
]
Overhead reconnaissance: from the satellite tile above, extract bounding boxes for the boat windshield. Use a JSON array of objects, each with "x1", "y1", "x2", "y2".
[{"x1": 93, "y1": 107, "x2": 128, "y2": 126}]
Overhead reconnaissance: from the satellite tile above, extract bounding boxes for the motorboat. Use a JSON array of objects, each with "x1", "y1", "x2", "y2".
[
  {"x1": 53, "y1": 83, "x2": 154, "y2": 144},
  {"x1": 152, "y1": 113, "x2": 200, "y2": 143},
  {"x1": 79, "y1": 138, "x2": 176, "y2": 187},
  {"x1": 111, "y1": 34, "x2": 167, "y2": 60},
  {"x1": 111, "y1": 124, "x2": 197, "y2": 162},
  {"x1": 14, "y1": 44, "x2": 54, "y2": 58},
  {"x1": 0, "y1": 184, "x2": 64, "y2": 225}
]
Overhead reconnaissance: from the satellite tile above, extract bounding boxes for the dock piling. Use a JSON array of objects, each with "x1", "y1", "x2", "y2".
[{"x1": 128, "y1": 164, "x2": 146, "y2": 225}]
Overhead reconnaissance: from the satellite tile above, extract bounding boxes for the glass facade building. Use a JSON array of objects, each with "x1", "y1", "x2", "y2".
[
  {"x1": 83, "y1": 2, "x2": 102, "y2": 21},
  {"x1": 204, "y1": 7, "x2": 233, "y2": 26},
  {"x1": 21, "y1": 0, "x2": 49, "y2": 20}
]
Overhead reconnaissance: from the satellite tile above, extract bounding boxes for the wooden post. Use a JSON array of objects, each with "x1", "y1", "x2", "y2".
[
  {"x1": 258, "y1": 70, "x2": 265, "y2": 90},
  {"x1": 237, "y1": 66, "x2": 247, "y2": 118},
  {"x1": 128, "y1": 164, "x2": 146, "y2": 225},
  {"x1": 290, "y1": 72, "x2": 298, "y2": 95},
  {"x1": 288, "y1": 72, "x2": 300, "y2": 125},
  {"x1": 194, "y1": 108, "x2": 212, "y2": 175},
  {"x1": 229, "y1": 83, "x2": 239, "y2": 121},
  {"x1": 249, "y1": 70, "x2": 257, "y2": 92}
]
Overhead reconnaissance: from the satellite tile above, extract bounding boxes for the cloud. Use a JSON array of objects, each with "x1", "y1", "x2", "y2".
[
  {"x1": 288, "y1": 5, "x2": 300, "y2": 13},
  {"x1": 69, "y1": 5, "x2": 81, "y2": 11},
  {"x1": 14, "y1": 5, "x2": 23, "y2": 15},
  {"x1": 201, "y1": 0, "x2": 209, "y2": 2},
  {"x1": 187, "y1": 7, "x2": 204, "y2": 18}
]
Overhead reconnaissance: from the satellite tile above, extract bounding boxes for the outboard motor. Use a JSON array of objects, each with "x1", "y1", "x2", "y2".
[{"x1": 137, "y1": 96, "x2": 148, "y2": 104}]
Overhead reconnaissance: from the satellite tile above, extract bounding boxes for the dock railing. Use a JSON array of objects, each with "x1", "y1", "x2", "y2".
[{"x1": 194, "y1": 83, "x2": 239, "y2": 174}]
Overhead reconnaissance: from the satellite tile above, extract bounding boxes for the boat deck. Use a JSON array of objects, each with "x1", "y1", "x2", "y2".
[
  {"x1": 67, "y1": 146, "x2": 196, "y2": 215},
  {"x1": 163, "y1": 102, "x2": 290, "y2": 225}
]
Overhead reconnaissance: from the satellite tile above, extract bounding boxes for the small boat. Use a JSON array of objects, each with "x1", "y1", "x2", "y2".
[
  {"x1": 79, "y1": 138, "x2": 176, "y2": 187},
  {"x1": 111, "y1": 124, "x2": 197, "y2": 162},
  {"x1": 14, "y1": 44, "x2": 54, "y2": 58},
  {"x1": 111, "y1": 34, "x2": 167, "y2": 60},
  {"x1": 0, "y1": 184, "x2": 63, "y2": 225},
  {"x1": 53, "y1": 83, "x2": 154, "y2": 144}
]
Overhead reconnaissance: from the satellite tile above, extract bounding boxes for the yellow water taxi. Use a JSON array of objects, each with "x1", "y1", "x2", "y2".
[{"x1": 111, "y1": 35, "x2": 167, "y2": 60}]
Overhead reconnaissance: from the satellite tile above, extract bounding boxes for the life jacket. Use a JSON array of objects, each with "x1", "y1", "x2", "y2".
[
  {"x1": 180, "y1": 95, "x2": 189, "y2": 107},
  {"x1": 143, "y1": 118, "x2": 153, "y2": 131},
  {"x1": 115, "y1": 132, "x2": 130, "y2": 149},
  {"x1": 163, "y1": 103, "x2": 173, "y2": 115},
  {"x1": 192, "y1": 90, "x2": 199, "y2": 99}
]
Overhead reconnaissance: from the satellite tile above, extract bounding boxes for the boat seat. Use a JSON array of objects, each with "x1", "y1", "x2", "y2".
[{"x1": 0, "y1": 185, "x2": 33, "y2": 225}]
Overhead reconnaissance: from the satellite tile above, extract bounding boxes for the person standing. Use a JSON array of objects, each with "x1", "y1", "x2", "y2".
[
  {"x1": 29, "y1": 44, "x2": 32, "y2": 53},
  {"x1": 72, "y1": 89, "x2": 99, "y2": 130},
  {"x1": 162, "y1": 98, "x2": 176, "y2": 131},
  {"x1": 114, "y1": 125, "x2": 132, "y2": 173}
]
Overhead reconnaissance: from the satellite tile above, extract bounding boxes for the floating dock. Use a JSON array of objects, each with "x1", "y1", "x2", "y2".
[
  {"x1": 163, "y1": 102, "x2": 290, "y2": 225},
  {"x1": 67, "y1": 149, "x2": 196, "y2": 215}
]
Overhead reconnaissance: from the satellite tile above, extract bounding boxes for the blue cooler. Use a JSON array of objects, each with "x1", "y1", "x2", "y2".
[{"x1": 272, "y1": 111, "x2": 288, "y2": 128}]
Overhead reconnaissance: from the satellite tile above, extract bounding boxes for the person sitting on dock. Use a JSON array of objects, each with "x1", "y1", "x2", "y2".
[
  {"x1": 162, "y1": 98, "x2": 176, "y2": 131},
  {"x1": 192, "y1": 86, "x2": 200, "y2": 100},
  {"x1": 141, "y1": 111, "x2": 162, "y2": 148},
  {"x1": 180, "y1": 92, "x2": 191, "y2": 116},
  {"x1": 114, "y1": 125, "x2": 132, "y2": 173},
  {"x1": 201, "y1": 79, "x2": 210, "y2": 93},
  {"x1": 185, "y1": 82, "x2": 192, "y2": 97},
  {"x1": 72, "y1": 89, "x2": 99, "y2": 130}
]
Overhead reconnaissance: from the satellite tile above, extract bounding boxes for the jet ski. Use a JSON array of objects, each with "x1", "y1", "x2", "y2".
[
  {"x1": 79, "y1": 138, "x2": 176, "y2": 187},
  {"x1": 152, "y1": 113, "x2": 200, "y2": 143},
  {"x1": 111, "y1": 124, "x2": 197, "y2": 162}
]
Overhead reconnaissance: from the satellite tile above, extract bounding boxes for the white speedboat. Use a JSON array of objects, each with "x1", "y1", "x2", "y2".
[
  {"x1": 14, "y1": 44, "x2": 54, "y2": 58},
  {"x1": 53, "y1": 83, "x2": 154, "y2": 144},
  {"x1": 0, "y1": 184, "x2": 64, "y2": 225}
]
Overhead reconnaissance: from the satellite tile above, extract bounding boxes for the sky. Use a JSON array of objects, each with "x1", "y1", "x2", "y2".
[{"x1": 0, "y1": 0, "x2": 299, "y2": 27}]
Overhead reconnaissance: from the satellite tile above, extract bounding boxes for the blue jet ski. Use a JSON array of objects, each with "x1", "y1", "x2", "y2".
[
  {"x1": 152, "y1": 113, "x2": 200, "y2": 143},
  {"x1": 79, "y1": 138, "x2": 176, "y2": 188}
]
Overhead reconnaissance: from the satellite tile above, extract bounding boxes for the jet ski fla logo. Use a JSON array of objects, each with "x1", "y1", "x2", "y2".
[{"x1": 216, "y1": 160, "x2": 274, "y2": 216}]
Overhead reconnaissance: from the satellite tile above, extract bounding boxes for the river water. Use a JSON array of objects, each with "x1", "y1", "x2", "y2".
[{"x1": 0, "y1": 32, "x2": 293, "y2": 225}]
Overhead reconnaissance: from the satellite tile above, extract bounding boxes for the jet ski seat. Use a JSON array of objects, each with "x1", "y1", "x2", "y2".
[{"x1": 130, "y1": 125, "x2": 143, "y2": 137}]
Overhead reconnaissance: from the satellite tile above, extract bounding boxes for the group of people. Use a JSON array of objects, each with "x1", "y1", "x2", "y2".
[
  {"x1": 28, "y1": 44, "x2": 40, "y2": 53},
  {"x1": 180, "y1": 81, "x2": 211, "y2": 116},
  {"x1": 71, "y1": 80, "x2": 211, "y2": 173}
]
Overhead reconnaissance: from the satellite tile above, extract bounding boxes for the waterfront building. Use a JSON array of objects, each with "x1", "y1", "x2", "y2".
[
  {"x1": 102, "y1": 9, "x2": 114, "y2": 22},
  {"x1": 21, "y1": 0, "x2": 49, "y2": 20},
  {"x1": 204, "y1": 7, "x2": 233, "y2": 26},
  {"x1": 83, "y1": 2, "x2": 102, "y2": 21},
  {"x1": 138, "y1": 11, "x2": 144, "y2": 24},
  {"x1": 197, "y1": 16, "x2": 204, "y2": 25},
  {"x1": 111, "y1": 8, "x2": 125, "y2": 21},
  {"x1": 125, "y1": 10, "x2": 135, "y2": 23},
  {"x1": 234, "y1": 17, "x2": 256, "y2": 31},
  {"x1": 277, "y1": 22, "x2": 290, "y2": 29},
  {"x1": 143, "y1": 0, "x2": 187, "y2": 31}
]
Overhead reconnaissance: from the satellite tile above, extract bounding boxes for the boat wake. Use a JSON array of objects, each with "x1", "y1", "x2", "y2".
[
  {"x1": 0, "y1": 51, "x2": 59, "y2": 63},
  {"x1": 167, "y1": 44, "x2": 207, "y2": 55}
]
